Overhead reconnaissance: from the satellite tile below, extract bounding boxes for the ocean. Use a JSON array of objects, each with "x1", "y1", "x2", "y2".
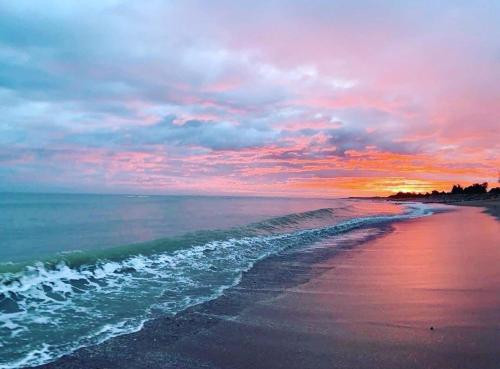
[{"x1": 0, "y1": 193, "x2": 434, "y2": 368}]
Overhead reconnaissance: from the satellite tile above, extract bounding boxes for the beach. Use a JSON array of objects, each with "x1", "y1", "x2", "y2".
[
  {"x1": 33, "y1": 205, "x2": 500, "y2": 369},
  {"x1": 452, "y1": 199, "x2": 500, "y2": 220},
  {"x1": 386, "y1": 195, "x2": 500, "y2": 221}
]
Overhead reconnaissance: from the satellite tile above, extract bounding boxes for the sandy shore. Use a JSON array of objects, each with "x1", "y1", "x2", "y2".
[
  {"x1": 451, "y1": 199, "x2": 500, "y2": 220},
  {"x1": 35, "y1": 206, "x2": 500, "y2": 369},
  {"x1": 386, "y1": 196, "x2": 500, "y2": 220}
]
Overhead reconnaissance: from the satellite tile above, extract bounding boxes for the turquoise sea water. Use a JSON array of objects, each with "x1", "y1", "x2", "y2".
[{"x1": 0, "y1": 193, "x2": 434, "y2": 368}]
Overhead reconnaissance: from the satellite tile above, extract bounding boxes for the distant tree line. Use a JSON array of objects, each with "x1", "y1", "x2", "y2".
[{"x1": 388, "y1": 182, "x2": 500, "y2": 199}]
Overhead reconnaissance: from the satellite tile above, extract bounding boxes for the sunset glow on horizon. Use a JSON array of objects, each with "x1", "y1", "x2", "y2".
[{"x1": 1, "y1": 1, "x2": 499, "y2": 197}]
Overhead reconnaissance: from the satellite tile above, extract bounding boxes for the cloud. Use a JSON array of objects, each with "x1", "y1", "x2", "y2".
[
  {"x1": 65, "y1": 115, "x2": 279, "y2": 151},
  {"x1": 0, "y1": 0, "x2": 499, "y2": 195},
  {"x1": 325, "y1": 127, "x2": 422, "y2": 156},
  {"x1": 135, "y1": 117, "x2": 279, "y2": 150}
]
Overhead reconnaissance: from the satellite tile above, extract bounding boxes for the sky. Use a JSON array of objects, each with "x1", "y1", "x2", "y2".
[{"x1": 0, "y1": 0, "x2": 499, "y2": 197}]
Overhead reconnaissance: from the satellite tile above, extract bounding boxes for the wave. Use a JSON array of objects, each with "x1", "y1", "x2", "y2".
[
  {"x1": 0, "y1": 207, "x2": 337, "y2": 275},
  {"x1": 0, "y1": 202, "x2": 433, "y2": 369}
]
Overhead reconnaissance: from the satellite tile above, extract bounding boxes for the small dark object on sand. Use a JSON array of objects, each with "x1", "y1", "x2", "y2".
[{"x1": 430, "y1": 326, "x2": 435, "y2": 331}]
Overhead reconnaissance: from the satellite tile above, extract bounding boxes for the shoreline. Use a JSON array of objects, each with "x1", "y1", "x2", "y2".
[
  {"x1": 373, "y1": 192, "x2": 500, "y2": 221},
  {"x1": 443, "y1": 199, "x2": 500, "y2": 220},
  {"x1": 34, "y1": 205, "x2": 500, "y2": 369},
  {"x1": 392, "y1": 198, "x2": 500, "y2": 220}
]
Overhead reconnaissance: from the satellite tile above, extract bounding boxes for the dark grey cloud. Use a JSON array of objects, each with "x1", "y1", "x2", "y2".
[
  {"x1": 276, "y1": 125, "x2": 422, "y2": 159},
  {"x1": 66, "y1": 116, "x2": 279, "y2": 150},
  {"x1": 137, "y1": 117, "x2": 279, "y2": 150},
  {"x1": 325, "y1": 128, "x2": 421, "y2": 156}
]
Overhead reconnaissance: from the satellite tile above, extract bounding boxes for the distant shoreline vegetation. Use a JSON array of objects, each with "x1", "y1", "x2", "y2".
[{"x1": 388, "y1": 182, "x2": 500, "y2": 200}]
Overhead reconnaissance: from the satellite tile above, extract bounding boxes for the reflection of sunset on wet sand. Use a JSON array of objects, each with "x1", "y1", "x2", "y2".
[{"x1": 309, "y1": 207, "x2": 500, "y2": 329}]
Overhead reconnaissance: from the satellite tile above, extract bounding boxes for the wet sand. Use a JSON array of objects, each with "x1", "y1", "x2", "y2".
[
  {"x1": 388, "y1": 196, "x2": 500, "y2": 220},
  {"x1": 453, "y1": 199, "x2": 500, "y2": 220},
  {"x1": 36, "y1": 206, "x2": 500, "y2": 369}
]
